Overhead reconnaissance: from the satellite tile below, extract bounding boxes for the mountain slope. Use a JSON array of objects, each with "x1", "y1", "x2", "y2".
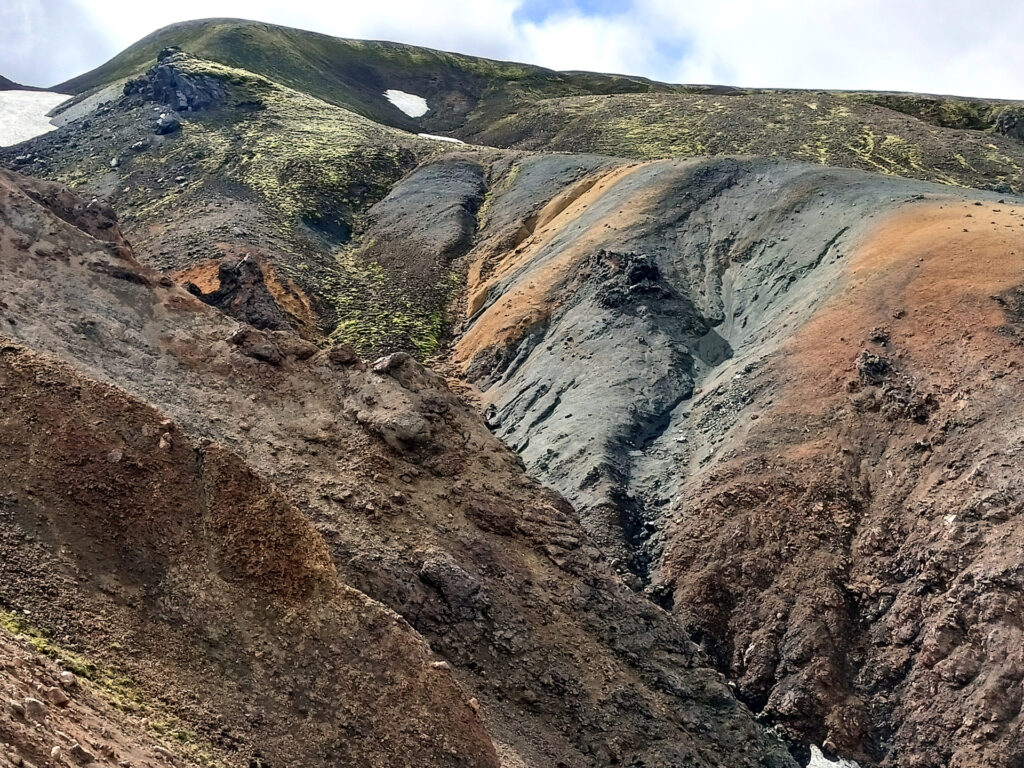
[
  {"x1": 8, "y1": 44, "x2": 1024, "y2": 367},
  {"x1": 9, "y1": 49, "x2": 477, "y2": 352},
  {"x1": 51, "y1": 18, "x2": 1024, "y2": 195},
  {"x1": 446, "y1": 154, "x2": 1024, "y2": 766},
  {"x1": 475, "y1": 91, "x2": 1024, "y2": 192},
  {"x1": 55, "y1": 18, "x2": 683, "y2": 136},
  {"x1": 0, "y1": 166, "x2": 796, "y2": 767},
  {"x1": 5, "y1": 21, "x2": 1024, "y2": 768}
]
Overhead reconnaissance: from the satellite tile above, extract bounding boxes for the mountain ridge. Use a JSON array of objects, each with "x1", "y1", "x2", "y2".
[
  {"x1": 2, "y1": 18, "x2": 1024, "y2": 768},
  {"x1": 0, "y1": 74, "x2": 41, "y2": 91}
]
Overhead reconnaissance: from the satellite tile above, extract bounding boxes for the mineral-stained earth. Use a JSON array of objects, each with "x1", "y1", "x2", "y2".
[{"x1": 2, "y1": 17, "x2": 1024, "y2": 768}]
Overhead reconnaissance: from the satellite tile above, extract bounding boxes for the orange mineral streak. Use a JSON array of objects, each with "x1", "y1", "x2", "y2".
[
  {"x1": 172, "y1": 260, "x2": 223, "y2": 293},
  {"x1": 455, "y1": 163, "x2": 647, "y2": 370},
  {"x1": 171, "y1": 250, "x2": 318, "y2": 335},
  {"x1": 783, "y1": 200, "x2": 1024, "y2": 409}
]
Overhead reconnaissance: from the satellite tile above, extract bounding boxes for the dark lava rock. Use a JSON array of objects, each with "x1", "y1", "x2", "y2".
[
  {"x1": 155, "y1": 112, "x2": 181, "y2": 135},
  {"x1": 994, "y1": 106, "x2": 1024, "y2": 142},
  {"x1": 186, "y1": 255, "x2": 293, "y2": 332},
  {"x1": 857, "y1": 350, "x2": 891, "y2": 385},
  {"x1": 126, "y1": 47, "x2": 228, "y2": 114}
]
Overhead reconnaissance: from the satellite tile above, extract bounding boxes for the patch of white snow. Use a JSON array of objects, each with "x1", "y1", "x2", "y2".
[
  {"x1": 384, "y1": 89, "x2": 428, "y2": 118},
  {"x1": 808, "y1": 745, "x2": 860, "y2": 768},
  {"x1": 0, "y1": 91, "x2": 69, "y2": 147},
  {"x1": 417, "y1": 133, "x2": 465, "y2": 144}
]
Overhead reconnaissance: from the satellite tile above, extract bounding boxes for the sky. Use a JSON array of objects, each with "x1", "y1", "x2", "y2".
[{"x1": 2, "y1": 0, "x2": 1023, "y2": 99}]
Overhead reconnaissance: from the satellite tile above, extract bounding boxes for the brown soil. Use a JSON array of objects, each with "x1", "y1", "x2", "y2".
[
  {"x1": 656, "y1": 200, "x2": 1024, "y2": 766},
  {"x1": 0, "y1": 167, "x2": 796, "y2": 768},
  {"x1": 172, "y1": 247, "x2": 317, "y2": 335}
]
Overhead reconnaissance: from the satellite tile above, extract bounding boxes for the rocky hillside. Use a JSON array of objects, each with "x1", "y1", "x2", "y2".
[
  {"x1": 0, "y1": 168, "x2": 796, "y2": 767},
  {"x1": 3, "y1": 18, "x2": 1024, "y2": 768},
  {"x1": 449, "y1": 156, "x2": 1024, "y2": 766}
]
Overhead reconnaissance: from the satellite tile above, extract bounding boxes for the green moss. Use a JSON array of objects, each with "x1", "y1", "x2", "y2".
[
  {"x1": 325, "y1": 251, "x2": 461, "y2": 358},
  {"x1": 845, "y1": 93, "x2": 999, "y2": 131},
  {"x1": 0, "y1": 608, "x2": 143, "y2": 711},
  {"x1": 0, "y1": 607, "x2": 229, "y2": 767},
  {"x1": 477, "y1": 161, "x2": 521, "y2": 231}
]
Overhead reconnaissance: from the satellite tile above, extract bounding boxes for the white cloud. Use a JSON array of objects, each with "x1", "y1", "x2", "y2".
[
  {"x1": 639, "y1": 0, "x2": 1024, "y2": 98},
  {"x1": 1, "y1": 0, "x2": 1022, "y2": 99}
]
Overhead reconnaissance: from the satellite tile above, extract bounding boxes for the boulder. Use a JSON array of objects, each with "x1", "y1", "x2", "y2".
[{"x1": 155, "y1": 112, "x2": 181, "y2": 135}]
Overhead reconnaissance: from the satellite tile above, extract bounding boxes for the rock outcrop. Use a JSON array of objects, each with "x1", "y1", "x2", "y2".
[{"x1": 124, "y1": 47, "x2": 228, "y2": 113}]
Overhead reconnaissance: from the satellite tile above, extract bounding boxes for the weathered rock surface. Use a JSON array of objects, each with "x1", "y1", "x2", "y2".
[
  {"x1": 0, "y1": 169, "x2": 794, "y2": 767},
  {"x1": 124, "y1": 47, "x2": 228, "y2": 113},
  {"x1": 450, "y1": 154, "x2": 1024, "y2": 766}
]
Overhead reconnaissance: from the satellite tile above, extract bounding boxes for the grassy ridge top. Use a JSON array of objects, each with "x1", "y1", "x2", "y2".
[
  {"x1": 56, "y1": 18, "x2": 1024, "y2": 192},
  {"x1": 55, "y1": 18, "x2": 686, "y2": 135},
  {"x1": 473, "y1": 91, "x2": 1024, "y2": 192}
]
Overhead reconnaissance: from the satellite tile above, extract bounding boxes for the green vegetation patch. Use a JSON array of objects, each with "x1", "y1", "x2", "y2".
[
  {"x1": 0, "y1": 607, "x2": 228, "y2": 768},
  {"x1": 326, "y1": 250, "x2": 463, "y2": 358}
]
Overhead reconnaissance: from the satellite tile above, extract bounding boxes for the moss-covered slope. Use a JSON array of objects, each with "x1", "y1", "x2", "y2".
[
  {"x1": 55, "y1": 18, "x2": 685, "y2": 137},
  {"x1": 7, "y1": 50, "x2": 483, "y2": 356},
  {"x1": 473, "y1": 90, "x2": 1024, "y2": 192}
]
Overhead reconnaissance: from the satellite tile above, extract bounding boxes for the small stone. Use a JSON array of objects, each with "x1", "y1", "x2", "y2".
[
  {"x1": 325, "y1": 343, "x2": 359, "y2": 366},
  {"x1": 130, "y1": 140, "x2": 148, "y2": 152},
  {"x1": 8, "y1": 699, "x2": 25, "y2": 718},
  {"x1": 154, "y1": 113, "x2": 181, "y2": 135},
  {"x1": 69, "y1": 743, "x2": 96, "y2": 764},
  {"x1": 51, "y1": 747, "x2": 62, "y2": 760},
  {"x1": 467, "y1": 697, "x2": 480, "y2": 712},
  {"x1": 153, "y1": 745, "x2": 174, "y2": 761},
  {"x1": 371, "y1": 351, "x2": 412, "y2": 375},
  {"x1": 23, "y1": 697, "x2": 47, "y2": 720},
  {"x1": 110, "y1": 157, "x2": 119, "y2": 168},
  {"x1": 44, "y1": 686, "x2": 70, "y2": 707},
  {"x1": 431, "y1": 661, "x2": 451, "y2": 671},
  {"x1": 108, "y1": 448, "x2": 123, "y2": 463}
]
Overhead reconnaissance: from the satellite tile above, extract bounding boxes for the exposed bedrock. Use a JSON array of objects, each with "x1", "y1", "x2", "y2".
[
  {"x1": 455, "y1": 154, "x2": 1024, "y2": 766},
  {"x1": 458, "y1": 157, "x2": 923, "y2": 576},
  {"x1": 0, "y1": 166, "x2": 798, "y2": 768}
]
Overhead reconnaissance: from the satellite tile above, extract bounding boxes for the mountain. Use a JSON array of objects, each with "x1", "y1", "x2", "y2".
[
  {"x1": 54, "y1": 18, "x2": 688, "y2": 136},
  {"x1": 0, "y1": 166, "x2": 795, "y2": 768},
  {"x1": 51, "y1": 19, "x2": 1024, "y2": 190},
  {"x1": 2, "y1": 17, "x2": 1024, "y2": 768},
  {"x1": 0, "y1": 74, "x2": 41, "y2": 91}
]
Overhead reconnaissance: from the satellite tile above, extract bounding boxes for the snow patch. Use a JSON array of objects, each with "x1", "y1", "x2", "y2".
[
  {"x1": 808, "y1": 745, "x2": 860, "y2": 768},
  {"x1": 417, "y1": 133, "x2": 465, "y2": 144},
  {"x1": 384, "y1": 89, "x2": 428, "y2": 118},
  {"x1": 0, "y1": 91, "x2": 69, "y2": 146}
]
